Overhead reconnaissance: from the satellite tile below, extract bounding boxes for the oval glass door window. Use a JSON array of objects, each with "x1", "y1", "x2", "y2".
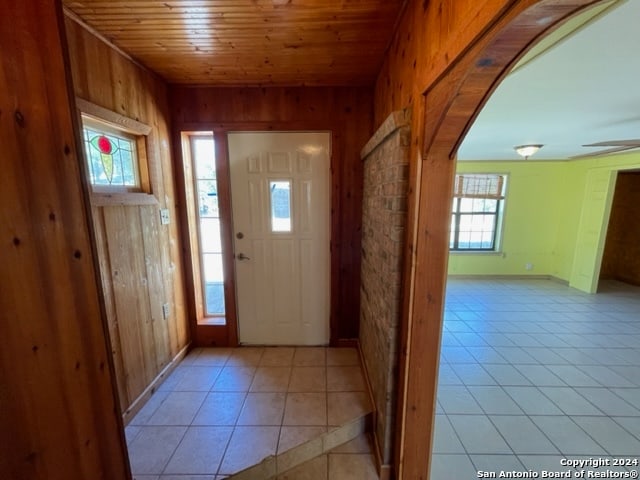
[{"x1": 270, "y1": 180, "x2": 292, "y2": 232}]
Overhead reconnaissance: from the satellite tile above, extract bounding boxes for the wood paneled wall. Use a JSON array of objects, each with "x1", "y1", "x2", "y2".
[
  {"x1": 601, "y1": 172, "x2": 640, "y2": 286},
  {"x1": 65, "y1": 16, "x2": 189, "y2": 414},
  {"x1": 170, "y1": 86, "x2": 373, "y2": 343},
  {"x1": 0, "y1": 1, "x2": 129, "y2": 479},
  {"x1": 374, "y1": 0, "x2": 516, "y2": 126},
  {"x1": 372, "y1": 0, "x2": 603, "y2": 477}
]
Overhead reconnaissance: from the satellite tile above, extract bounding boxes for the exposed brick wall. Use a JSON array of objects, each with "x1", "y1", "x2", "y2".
[
  {"x1": 601, "y1": 172, "x2": 640, "y2": 286},
  {"x1": 359, "y1": 110, "x2": 410, "y2": 465}
]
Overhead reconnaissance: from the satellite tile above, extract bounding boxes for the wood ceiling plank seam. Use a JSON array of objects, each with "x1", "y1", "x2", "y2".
[
  {"x1": 77, "y1": 13, "x2": 398, "y2": 20},
  {"x1": 67, "y1": 4, "x2": 397, "y2": 11},
  {"x1": 96, "y1": 33, "x2": 393, "y2": 41},
  {"x1": 69, "y1": 10, "x2": 401, "y2": 18}
]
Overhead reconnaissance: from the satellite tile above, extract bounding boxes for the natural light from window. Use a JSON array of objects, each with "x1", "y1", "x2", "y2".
[
  {"x1": 192, "y1": 137, "x2": 226, "y2": 317},
  {"x1": 82, "y1": 119, "x2": 139, "y2": 189},
  {"x1": 270, "y1": 180, "x2": 292, "y2": 232},
  {"x1": 450, "y1": 173, "x2": 506, "y2": 251}
]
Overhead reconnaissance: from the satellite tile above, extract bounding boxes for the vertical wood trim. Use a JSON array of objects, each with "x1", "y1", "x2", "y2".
[
  {"x1": 394, "y1": 98, "x2": 423, "y2": 479},
  {"x1": 172, "y1": 129, "x2": 201, "y2": 346},
  {"x1": 329, "y1": 126, "x2": 344, "y2": 345},
  {"x1": 214, "y1": 130, "x2": 240, "y2": 346}
]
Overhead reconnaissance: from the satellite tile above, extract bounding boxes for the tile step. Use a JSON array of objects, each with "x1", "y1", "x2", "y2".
[{"x1": 225, "y1": 412, "x2": 373, "y2": 480}]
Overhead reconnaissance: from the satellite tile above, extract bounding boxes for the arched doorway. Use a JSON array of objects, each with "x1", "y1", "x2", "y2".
[{"x1": 395, "y1": 1, "x2": 612, "y2": 478}]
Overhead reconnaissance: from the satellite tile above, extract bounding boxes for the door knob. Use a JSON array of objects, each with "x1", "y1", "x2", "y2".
[{"x1": 237, "y1": 253, "x2": 250, "y2": 260}]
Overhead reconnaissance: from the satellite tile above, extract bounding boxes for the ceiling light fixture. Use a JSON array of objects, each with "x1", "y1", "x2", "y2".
[{"x1": 514, "y1": 144, "x2": 543, "y2": 160}]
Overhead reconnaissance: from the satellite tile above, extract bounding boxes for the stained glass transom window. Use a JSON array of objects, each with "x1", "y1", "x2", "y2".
[{"x1": 82, "y1": 121, "x2": 139, "y2": 188}]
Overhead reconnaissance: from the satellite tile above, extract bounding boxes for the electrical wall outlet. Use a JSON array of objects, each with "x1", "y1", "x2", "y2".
[
  {"x1": 160, "y1": 208, "x2": 170, "y2": 225},
  {"x1": 525, "y1": 263, "x2": 533, "y2": 271},
  {"x1": 162, "y1": 303, "x2": 170, "y2": 320}
]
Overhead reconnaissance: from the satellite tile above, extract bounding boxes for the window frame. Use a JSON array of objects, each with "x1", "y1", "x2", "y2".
[
  {"x1": 188, "y1": 134, "x2": 227, "y2": 322},
  {"x1": 450, "y1": 173, "x2": 507, "y2": 252},
  {"x1": 77, "y1": 98, "x2": 156, "y2": 206}
]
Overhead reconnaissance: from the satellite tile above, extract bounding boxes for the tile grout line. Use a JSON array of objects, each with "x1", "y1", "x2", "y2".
[
  {"x1": 215, "y1": 347, "x2": 261, "y2": 477},
  {"x1": 162, "y1": 348, "x2": 229, "y2": 477},
  {"x1": 437, "y1": 279, "x2": 640, "y2": 477},
  {"x1": 274, "y1": 349, "x2": 296, "y2": 458}
]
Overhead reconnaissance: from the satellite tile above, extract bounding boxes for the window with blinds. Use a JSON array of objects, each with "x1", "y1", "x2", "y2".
[{"x1": 450, "y1": 174, "x2": 507, "y2": 251}]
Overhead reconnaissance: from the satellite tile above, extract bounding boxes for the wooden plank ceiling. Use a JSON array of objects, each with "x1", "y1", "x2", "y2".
[{"x1": 62, "y1": 0, "x2": 406, "y2": 86}]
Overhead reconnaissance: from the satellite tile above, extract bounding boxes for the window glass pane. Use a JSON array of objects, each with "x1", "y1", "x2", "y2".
[
  {"x1": 481, "y1": 199, "x2": 498, "y2": 212},
  {"x1": 199, "y1": 194, "x2": 219, "y2": 218},
  {"x1": 450, "y1": 214, "x2": 456, "y2": 248},
  {"x1": 270, "y1": 180, "x2": 292, "y2": 232},
  {"x1": 197, "y1": 179, "x2": 218, "y2": 196},
  {"x1": 460, "y1": 197, "x2": 499, "y2": 213},
  {"x1": 458, "y1": 230, "x2": 472, "y2": 249},
  {"x1": 192, "y1": 136, "x2": 225, "y2": 317},
  {"x1": 203, "y1": 253, "x2": 224, "y2": 315},
  {"x1": 121, "y1": 148, "x2": 136, "y2": 185},
  {"x1": 457, "y1": 213, "x2": 496, "y2": 249},
  {"x1": 460, "y1": 197, "x2": 474, "y2": 212},
  {"x1": 203, "y1": 253, "x2": 224, "y2": 283},
  {"x1": 197, "y1": 180, "x2": 219, "y2": 217},
  {"x1": 480, "y1": 231, "x2": 494, "y2": 249},
  {"x1": 83, "y1": 126, "x2": 138, "y2": 188},
  {"x1": 193, "y1": 138, "x2": 216, "y2": 179},
  {"x1": 459, "y1": 214, "x2": 472, "y2": 230},
  {"x1": 200, "y1": 218, "x2": 222, "y2": 253}
]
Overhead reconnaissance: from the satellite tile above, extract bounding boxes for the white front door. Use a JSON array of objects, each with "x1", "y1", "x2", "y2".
[{"x1": 228, "y1": 132, "x2": 330, "y2": 345}]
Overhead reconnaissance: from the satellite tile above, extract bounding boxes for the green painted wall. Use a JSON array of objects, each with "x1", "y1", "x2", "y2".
[
  {"x1": 449, "y1": 152, "x2": 640, "y2": 290},
  {"x1": 567, "y1": 152, "x2": 640, "y2": 291}
]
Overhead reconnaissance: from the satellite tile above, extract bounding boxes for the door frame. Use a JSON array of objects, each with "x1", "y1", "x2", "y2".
[
  {"x1": 394, "y1": 1, "x2": 608, "y2": 478},
  {"x1": 173, "y1": 122, "x2": 344, "y2": 347}
]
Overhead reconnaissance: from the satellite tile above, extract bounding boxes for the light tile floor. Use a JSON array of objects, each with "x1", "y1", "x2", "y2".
[
  {"x1": 277, "y1": 433, "x2": 379, "y2": 479},
  {"x1": 126, "y1": 347, "x2": 372, "y2": 479},
  {"x1": 432, "y1": 278, "x2": 640, "y2": 479}
]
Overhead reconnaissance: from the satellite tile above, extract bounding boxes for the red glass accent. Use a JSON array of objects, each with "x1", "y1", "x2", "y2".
[{"x1": 97, "y1": 135, "x2": 113, "y2": 154}]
